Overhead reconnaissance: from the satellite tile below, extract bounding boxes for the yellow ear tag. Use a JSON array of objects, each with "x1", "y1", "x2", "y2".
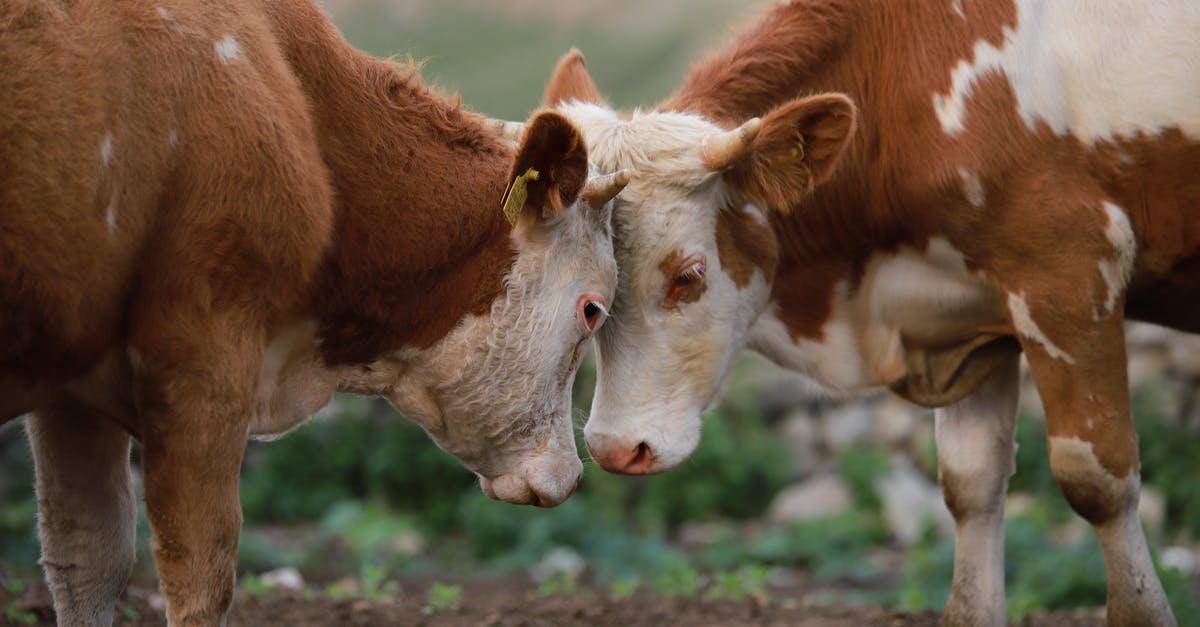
[
  {"x1": 790, "y1": 136, "x2": 806, "y2": 160},
  {"x1": 501, "y1": 167, "x2": 541, "y2": 226}
]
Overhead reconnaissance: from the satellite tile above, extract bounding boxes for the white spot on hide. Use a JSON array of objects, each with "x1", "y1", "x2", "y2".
[
  {"x1": 958, "y1": 168, "x2": 986, "y2": 207},
  {"x1": 105, "y1": 188, "x2": 118, "y2": 233},
  {"x1": 1007, "y1": 291, "x2": 1075, "y2": 364},
  {"x1": 167, "y1": 129, "x2": 178, "y2": 150},
  {"x1": 1096, "y1": 202, "x2": 1136, "y2": 319},
  {"x1": 932, "y1": 0, "x2": 1200, "y2": 142},
  {"x1": 214, "y1": 36, "x2": 241, "y2": 64},
  {"x1": 100, "y1": 133, "x2": 113, "y2": 167},
  {"x1": 156, "y1": 6, "x2": 171, "y2": 19},
  {"x1": 951, "y1": 0, "x2": 965, "y2": 19}
]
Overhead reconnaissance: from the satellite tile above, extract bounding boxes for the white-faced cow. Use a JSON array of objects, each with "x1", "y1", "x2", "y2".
[
  {"x1": 530, "y1": 1, "x2": 1198, "y2": 625},
  {"x1": 0, "y1": 0, "x2": 627, "y2": 624}
]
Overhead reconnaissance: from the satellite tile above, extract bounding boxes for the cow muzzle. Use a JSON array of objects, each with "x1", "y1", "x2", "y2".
[{"x1": 477, "y1": 453, "x2": 582, "y2": 508}]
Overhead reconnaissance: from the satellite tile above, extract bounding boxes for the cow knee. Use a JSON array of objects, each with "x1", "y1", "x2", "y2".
[{"x1": 1048, "y1": 435, "x2": 1138, "y2": 525}]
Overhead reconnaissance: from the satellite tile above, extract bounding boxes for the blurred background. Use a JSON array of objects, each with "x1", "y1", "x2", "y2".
[{"x1": 2, "y1": 0, "x2": 1198, "y2": 623}]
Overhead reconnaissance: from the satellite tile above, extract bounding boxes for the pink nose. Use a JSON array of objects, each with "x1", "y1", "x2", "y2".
[{"x1": 587, "y1": 440, "x2": 655, "y2": 475}]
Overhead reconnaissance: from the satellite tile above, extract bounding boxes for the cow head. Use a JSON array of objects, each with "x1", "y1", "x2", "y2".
[
  {"x1": 379, "y1": 110, "x2": 624, "y2": 506},
  {"x1": 536, "y1": 51, "x2": 856, "y2": 474}
]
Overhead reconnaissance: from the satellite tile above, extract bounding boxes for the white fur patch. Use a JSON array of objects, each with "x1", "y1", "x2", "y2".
[
  {"x1": 167, "y1": 129, "x2": 178, "y2": 150},
  {"x1": 933, "y1": 0, "x2": 1200, "y2": 142},
  {"x1": 951, "y1": 0, "x2": 965, "y2": 19},
  {"x1": 105, "y1": 187, "x2": 118, "y2": 233},
  {"x1": 750, "y1": 299, "x2": 867, "y2": 391},
  {"x1": 958, "y1": 168, "x2": 986, "y2": 207},
  {"x1": 214, "y1": 36, "x2": 241, "y2": 64},
  {"x1": 1096, "y1": 202, "x2": 1136, "y2": 319},
  {"x1": 1007, "y1": 291, "x2": 1075, "y2": 363},
  {"x1": 1048, "y1": 435, "x2": 1118, "y2": 480},
  {"x1": 156, "y1": 6, "x2": 171, "y2": 19},
  {"x1": 100, "y1": 133, "x2": 113, "y2": 167}
]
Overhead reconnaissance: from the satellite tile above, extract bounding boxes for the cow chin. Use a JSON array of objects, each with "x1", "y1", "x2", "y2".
[{"x1": 478, "y1": 452, "x2": 582, "y2": 508}]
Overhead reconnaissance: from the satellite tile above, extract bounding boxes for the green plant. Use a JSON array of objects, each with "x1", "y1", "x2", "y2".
[
  {"x1": 537, "y1": 571, "x2": 580, "y2": 597},
  {"x1": 240, "y1": 573, "x2": 276, "y2": 600},
  {"x1": 358, "y1": 564, "x2": 399, "y2": 603},
  {"x1": 608, "y1": 577, "x2": 639, "y2": 600},
  {"x1": 422, "y1": 582, "x2": 463, "y2": 615},
  {"x1": 4, "y1": 602, "x2": 36, "y2": 626},
  {"x1": 747, "y1": 510, "x2": 888, "y2": 582},
  {"x1": 705, "y1": 564, "x2": 770, "y2": 603},
  {"x1": 836, "y1": 445, "x2": 890, "y2": 512},
  {"x1": 649, "y1": 561, "x2": 702, "y2": 598},
  {"x1": 121, "y1": 606, "x2": 142, "y2": 621}
]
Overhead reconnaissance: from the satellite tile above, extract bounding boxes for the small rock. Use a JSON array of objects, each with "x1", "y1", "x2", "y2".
[
  {"x1": 778, "y1": 409, "x2": 821, "y2": 472},
  {"x1": 875, "y1": 462, "x2": 953, "y2": 545},
  {"x1": 1166, "y1": 333, "x2": 1200, "y2": 377},
  {"x1": 1161, "y1": 546, "x2": 1198, "y2": 575},
  {"x1": 1127, "y1": 350, "x2": 1170, "y2": 390},
  {"x1": 820, "y1": 401, "x2": 873, "y2": 452},
  {"x1": 388, "y1": 529, "x2": 424, "y2": 556},
  {"x1": 1138, "y1": 484, "x2": 1166, "y2": 538},
  {"x1": 528, "y1": 547, "x2": 586, "y2": 583},
  {"x1": 1125, "y1": 322, "x2": 1173, "y2": 348},
  {"x1": 259, "y1": 566, "x2": 304, "y2": 591},
  {"x1": 766, "y1": 473, "x2": 853, "y2": 525},
  {"x1": 676, "y1": 520, "x2": 735, "y2": 548},
  {"x1": 1005, "y1": 491, "x2": 1038, "y2": 517},
  {"x1": 871, "y1": 397, "x2": 920, "y2": 448}
]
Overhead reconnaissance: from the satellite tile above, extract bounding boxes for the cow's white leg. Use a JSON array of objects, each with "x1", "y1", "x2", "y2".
[
  {"x1": 935, "y1": 350, "x2": 1019, "y2": 627},
  {"x1": 27, "y1": 402, "x2": 136, "y2": 627},
  {"x1": 1012, "y1": 296, "x2": 1175, "y2": 626}
]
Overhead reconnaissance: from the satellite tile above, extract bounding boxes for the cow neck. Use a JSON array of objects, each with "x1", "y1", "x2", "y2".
[{"x1": 270, "y1": 2, "x2": 515, "y2": 365}]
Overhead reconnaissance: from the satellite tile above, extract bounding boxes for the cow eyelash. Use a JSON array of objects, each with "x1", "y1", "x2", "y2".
[{"x1": 677, "y1": 262, "x2": 705, "y2": 283}]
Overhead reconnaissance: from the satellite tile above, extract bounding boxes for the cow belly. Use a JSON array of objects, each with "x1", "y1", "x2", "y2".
[{"x1": 1126, "y1": 256, "x2": 1200, "y2": 333}]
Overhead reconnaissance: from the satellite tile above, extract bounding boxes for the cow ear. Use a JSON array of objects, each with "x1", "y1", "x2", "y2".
[
  {"x1": 725, "y1": 93, "x2": 856, "y2": 212},
  {"x1": 543, "y1": 48, "x2": 607, "y2": 107},
  {"x1": 503, "y1": 110, "x2": 589, "y2": 227}
]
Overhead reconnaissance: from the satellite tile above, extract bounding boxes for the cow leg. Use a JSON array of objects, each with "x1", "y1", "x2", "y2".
[
  {"x1": 1010, "y1": 295, "x2": 1175, "y2": 626},
  {"x1": 935, "y1": 351, "x2": 1019, "y2": 627},
  {"x1": 27, "y1": 402, "x2": 136, "y2": 627},
  {"x1": 133, "y1": 319, "x2": 262, "y2": 626}
]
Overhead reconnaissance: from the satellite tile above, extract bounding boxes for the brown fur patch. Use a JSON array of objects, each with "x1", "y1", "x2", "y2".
[
  {"x1": 715, "y1": 208, "x2": 779, "y2": 288},
  {"x1": 659, "y1": 251, "x2": 708, "y2": 306}
]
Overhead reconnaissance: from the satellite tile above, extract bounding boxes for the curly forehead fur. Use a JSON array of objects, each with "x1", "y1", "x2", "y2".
[{"x1": 558, "y1": 103, "x2": 725, "y2": 191}]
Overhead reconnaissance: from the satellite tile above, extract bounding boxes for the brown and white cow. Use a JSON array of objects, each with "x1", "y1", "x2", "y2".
[
  {"x1": 0, "y1": 0, "x2": 626, "y2": 624},
  {"x1": 531, "y1": 1, "x2": 1199, "y2": 625}
]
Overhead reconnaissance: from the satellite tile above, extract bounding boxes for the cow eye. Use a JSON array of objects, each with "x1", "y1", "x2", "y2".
[
  {"x1": 666, "y1": 256, "x2": 706, "y2": 306},
  {"x1": 578, "y1": 296, "x2": 607, "y2": 334}
]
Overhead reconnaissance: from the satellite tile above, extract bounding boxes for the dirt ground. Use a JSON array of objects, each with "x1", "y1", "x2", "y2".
[{"x1": 2, "y1": 580, "x2": 1106, "y2": 627}]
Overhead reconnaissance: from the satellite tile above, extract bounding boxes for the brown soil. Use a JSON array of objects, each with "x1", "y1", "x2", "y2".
[{"x1": 1, "y1": 579, "x2": 1105, "y2": 627}]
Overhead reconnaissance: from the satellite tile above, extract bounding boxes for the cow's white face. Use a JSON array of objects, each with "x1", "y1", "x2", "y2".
[
  {"x1": 390, "y1": 176, "x2": 618, "y2": 506},
  {"x1": 356, "y1": 111, "x2": 624, "y2": 507},
  {"x1": 558, "y1": 104, "x2": 776, "y2": 473},
  {"x1": 541, "y1": 55, "x2": 858, "y2": 475}
]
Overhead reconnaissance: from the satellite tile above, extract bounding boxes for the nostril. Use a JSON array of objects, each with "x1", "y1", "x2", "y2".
[{"x1": 625, "y1": 442, "x2": 653, "y2": 474}]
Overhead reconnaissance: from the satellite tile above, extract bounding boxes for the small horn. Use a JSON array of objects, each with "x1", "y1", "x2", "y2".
[
  {"x1": 699, "y1": 117, "x2": 762, "y2": 171},
  {"x1": 487, "y1": 118, "x2": 525, "y2": 142},
  {"x1": 582, "y1": 169, "x2": 631, "y2": 209}
]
